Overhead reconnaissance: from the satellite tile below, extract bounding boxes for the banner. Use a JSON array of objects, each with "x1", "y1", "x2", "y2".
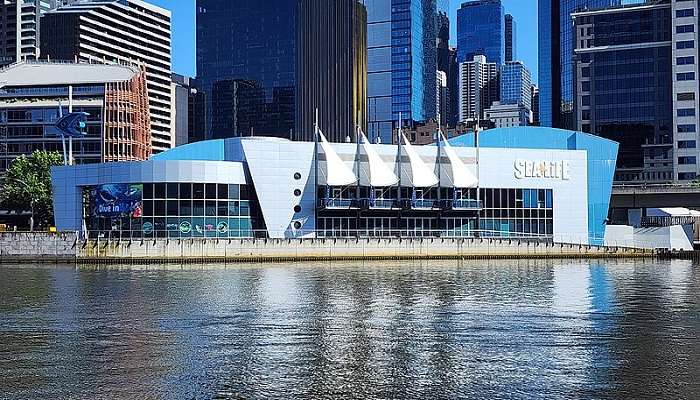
[{"x1": 91, "y1": 184, "x2": 143, "y2": 217}]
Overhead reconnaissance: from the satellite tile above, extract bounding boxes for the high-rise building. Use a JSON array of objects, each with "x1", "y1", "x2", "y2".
[
  {"x1": 197, "y1": 0, "x2": 367, "y2": 143},
  {"x1": 458, "y1": 55, "x2": 499, "y2": 122},
  {"x1": 531, "y1": 85, "x2": 540, "y2": 126},
  {"x1": 366, "y1": 0, "x2": 437, "y2": 144},
  {"x1": 500, "y1": 61, "x2": 531, "y2": 111},
  {"x1": 538, "y1": 0, "x2": 622, "y2": 129},
  {"x1": 40, "y1": 0, "x2": 173, "y2": 153},
  {"x1": 171, "y1": 74, "x2": 199, "y2": 147},
  {"x1": 437, "y1": 70, "x2": 449, "y2": 124},
  {"x1": 457, "y1": 0, "x2": 504, "y2": 64},
  {"x1": 572, "y1": 0, "x2": 692, "y2": 183},
  {"x1": 485, "y1": 102, "x2": 531, "y2": 128},
  {"x1": 0, "y1": 0, "x2": 76, "y2": 65},
  {"x1": 437, "y1": 10, "x2": 459, "y2": 126},
  {"x1": 295, "y1": 0, "x2": 367, "y2": 142},
  {"x1": 505, "y1": 13, "x2": 516, "y2": 62},
  {"x1": 0, "y1": 61, "x2": 151, "y2": 172}
]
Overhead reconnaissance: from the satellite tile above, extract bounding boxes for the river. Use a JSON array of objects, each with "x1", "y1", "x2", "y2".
[{"x1": 0, "y1": 259, "x2": 698, "y2": 399}]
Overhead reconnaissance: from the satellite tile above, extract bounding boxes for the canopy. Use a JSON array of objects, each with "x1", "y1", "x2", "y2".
[
  {"x1": 318, "y1": 129, "x2": 357, "y2": 186},
  {"x1": 360, "y1": 131, "x2": 399, "y2": 187},
  {"x1": 439, "y1": 131, "x2": 478, "y2": 188},
  {"x1": 401, "y1": 133, "x2": 439, "y2": 187}
]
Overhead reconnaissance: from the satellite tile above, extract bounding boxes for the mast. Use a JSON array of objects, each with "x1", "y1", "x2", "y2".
[{"x1": 314, "y1": 108, "x2": 319, "y2": 237}]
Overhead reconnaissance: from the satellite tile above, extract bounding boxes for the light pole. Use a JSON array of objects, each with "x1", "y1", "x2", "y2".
[{"x1": 1, "y1": 176, "x2": 35, "y2": 231}]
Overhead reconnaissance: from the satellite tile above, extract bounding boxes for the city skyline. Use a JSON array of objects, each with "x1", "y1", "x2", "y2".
[{"x1": 152, "y1": 0, "x2": 539, "y2": 83}]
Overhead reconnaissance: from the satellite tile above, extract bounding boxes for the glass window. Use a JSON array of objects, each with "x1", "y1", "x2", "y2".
[
  {"x1": 678, "y1": 140, "x2": 696, "y2": 148},
  {"x1": 180, "y1": 200, "x2": 192, "y2": 215},
  {"x1": 144, "y1": 184, "x2": 153, "y2": 199},
  {"x1": 154, "y1": 184, "x2": 166, "y2": 199},
  {"x1": 678, "y1": 124, "x2": 696, "y2": 133},
  {"x1": 205, "y1": 201, "x2": 217, "y2": 216},
  {"x1": 180, "y1": 183, "x2": 192, "y2": 198},
  {"x1": 167, "y1": 183, "x2": 178, "y2": 199},
  {"x1": 678, "y1": 108, "x2": 696, "y2": 117},
  {"x1": 193, "y1": 200, "x2": 204, "y2": 216},
  {"x1": 229, "y1": 201, "x2": 240, "y2": 216},
  {"x1": 154, "y1": 200, "x2": 166, "y2": 216},
  {"x1": 193, "y1": 184, "x2": 205, "y2": 199},
  {"x1": 218, "y1": 184, "x2": 228, "y2": 200},
  {"x1": 677, "y1": 24, "x2": 694, "y2": 34},
  {"x1": 205, "y1": 184, "x2": 217, "y2": 199},
  {"x1": 228, "y1": 185, "x2": 240, "y2": 200},
  {"x1": 677, "y1": 9, "x2": 694, "y2": 18},
  {"x1": 218, "y1": 201, "x2": 228, "y2": 217},
  {"x1": 167, "y1": 200, "x2": 178, "y2": 215}
]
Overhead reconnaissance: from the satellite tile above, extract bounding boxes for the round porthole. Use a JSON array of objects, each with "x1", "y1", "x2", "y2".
[
  {"x1": 294, "y1": 205, "x2": 302, "y2": 213},
  {"x1": 294, "y1": 172, "x2": 302, "y2": 180},
  {"x1": 294, "y1": 189, "x2": 302, "y2": 197},
  {"x1": 293, "y1": 221, "x2": 302, "y2": 230}
]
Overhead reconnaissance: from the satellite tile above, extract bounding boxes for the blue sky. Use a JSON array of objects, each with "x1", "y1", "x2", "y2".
[{"x1": 153, "y1": 0, "x2": 538, "y2": 83}]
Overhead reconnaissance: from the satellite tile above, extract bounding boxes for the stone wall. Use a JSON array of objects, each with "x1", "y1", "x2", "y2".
[{"x1": 0, "y1": 232, "x2": 78, "y2": 263}]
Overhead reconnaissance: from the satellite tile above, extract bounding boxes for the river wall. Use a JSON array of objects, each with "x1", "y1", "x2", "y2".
[{"x1": 0, "y1": 233, "x2": 654, "y2": 264}]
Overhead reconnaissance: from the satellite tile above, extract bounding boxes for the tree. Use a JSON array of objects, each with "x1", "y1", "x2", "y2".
[{"x1": 0, "y1": 151, "x2": 63, "y2": 230}]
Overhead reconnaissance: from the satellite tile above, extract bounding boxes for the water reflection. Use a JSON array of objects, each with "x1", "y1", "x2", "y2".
[{"x1": 0, "y1": 260, "x2": 698, "y2": 399}]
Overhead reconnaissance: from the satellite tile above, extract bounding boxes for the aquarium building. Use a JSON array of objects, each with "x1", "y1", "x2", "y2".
[{"x1": 51, "y1": 127, "x2": 618, "y2": 245}]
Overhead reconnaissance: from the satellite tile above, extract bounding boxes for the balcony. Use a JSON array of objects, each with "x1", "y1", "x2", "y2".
[
  {"x1": 404, "y1": 199, "x2": 440, "y2": 210},
  {"x1": 361, "y1": 198, "x2": 400, "y2": 210},
  {"x1": 445, "y1": 199, "x2": 483, "y2": 211},
  {"x1": 320, "y1": 198, "x2": 358, "y2": 210}
]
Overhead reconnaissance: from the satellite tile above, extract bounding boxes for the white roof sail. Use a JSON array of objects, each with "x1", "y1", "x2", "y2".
[
  {"x1": 318, "y1": 129, "x2": 357, "y2": 186},
  {"x1": 440, "y1": 131, "x2": 478, "y2": 188},
  {"x1": 360, "y1": 131, "x2": 399, "y2": 187},
  {"x1": 401, "y1": 133, "x2": 439, "y2": 187}
]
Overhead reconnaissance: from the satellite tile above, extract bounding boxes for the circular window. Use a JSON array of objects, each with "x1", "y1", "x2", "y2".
[
  {"x1": 294, "y1": 172, "x2": 302, "y2": 180},
  {"x1": 294, "y1": 189, "x2": 302, "y2": 197},
  {"x1": 294, "y1": 205, "x2": 302, "y2": 213},
  {"x1": 293, "y1": 221, "x2": 302, "y2": 230}
]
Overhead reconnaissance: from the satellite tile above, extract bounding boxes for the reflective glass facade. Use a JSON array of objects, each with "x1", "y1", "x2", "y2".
[
  {"x1": 500, "y1": 61, "x2": 532, "y2": 110},
  {"x1": 196, "y1": 0, "x2": 296, "y2": 139},
  {"x1": 538, "y1": 0, "x2": 621, "y2": 128},
  {"x1": 366, "y1": 0, "x2": 437, "y2": 144},
  {"x1": 457, "y1": 0, "x2": 504, "y2": 64}
]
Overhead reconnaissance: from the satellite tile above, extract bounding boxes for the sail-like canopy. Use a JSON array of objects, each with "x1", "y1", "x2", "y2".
[
  {"x1": 439, "y1": 131, "x2": 478, "y2": 188},
  {"x1": 318, "y1": 129, "x2": 357, "y2": 186},
  {"x1": 401, "y1": 133, "x2": 439, "y2": 187},
  {"x1": 360, "y1": 131, "x2": 399, "y2": 187}
]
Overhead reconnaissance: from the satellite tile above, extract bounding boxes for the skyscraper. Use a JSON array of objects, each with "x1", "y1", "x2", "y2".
[
  {"x1": 538, "y1": 0, "x2": 621, "y2": 129},
  {"x1": 458, "y1": 55, "x2": 499, "y2": 122},
  {"x1": 505, "y1": 13, "x2": 516, "y2": 62},
  {"x1": 40, "y1": 0, "x2": 173, "y2": 153},
  {"x1": 531, "y1": 86, "x2": 540, "y2": 126},
  {"x1": 457, "y1": 0, "x2": 504, "y2": 64},
  {"x1": 573, "y1": 0, "x2": 699, "y2": 183},
  {"x1": 437, "y1": 10, "x2": 459, "y2": 126},
  {"x1": 196, "y1": 0, "x2": 367, "y2": 142},
  {"x1": 0, "y1": 0, "x2": 76, "y2": 65},
  {"x1": 500, "y1": 61, "x2": 531, "y2": 111},
  {"x1": 366, "y1": 0, "x2": 437, "y2": 143}
]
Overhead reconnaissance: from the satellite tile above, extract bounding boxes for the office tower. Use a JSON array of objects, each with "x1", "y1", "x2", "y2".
[
  {"x1": 437, "y1": 10, "x2": 459, "y2": 126},
  {"x1": 171, "y1": 74, "x2": 200, "y2": 147},
  {"x1": 500, "y1": 61, "x2": 532, "y2": 110},
  {"x1": 40, "y1": 0, "x2": 173, "y2": 153},
  {"x1": 0, "y1": 61, "x2": 151, "y2": 172},
  {"x1": 457, "y1": 0, "x2": 504, "y2": 64},
  {"x1": 538, "y1": 0, "x2": 621, "y2": 129},
  {"x1": 437, "y1": 71, "x2": 449, "y2": 124},
  {"x1": 296, "y1": 0, "x2": 367, "y2": 142},
  {"x1": 572, "y1": 0, "x2": 686, "y2": 183},
  {"x1": 485, "y1": 102, "x2": 531, "y2": 127},
  {"x1": 531, "y1": 86, "x2": 540, "y2": 126},
  {"x1": 0, "y1": 0, "x2": 76, "y2": 65},
  {"x1": 366, "y1": 0, "x2": 437, "y2": 144},
  {"x1": 505, "y1": 13, "x2": 516, "y2": 62},
  {"x1": 197, "y1": 0, "x2": 367, "y2": 143},
  {"x1": 458, "y1": 55, "x2": 499, "y2": 122}
]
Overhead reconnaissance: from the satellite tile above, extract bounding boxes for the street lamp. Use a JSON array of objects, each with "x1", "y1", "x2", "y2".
[{"x1": 0, "y1": 176, "x2": 35, "y2": 231}]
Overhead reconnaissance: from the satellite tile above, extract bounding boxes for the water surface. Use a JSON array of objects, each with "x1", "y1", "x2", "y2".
[{"x1": 1, "y1": 259, "x2": 699, "y2": 399}]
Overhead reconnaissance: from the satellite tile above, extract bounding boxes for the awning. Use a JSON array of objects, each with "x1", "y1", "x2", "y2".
[
  {"x1": 401, "y1": 133, "x2": 439, "y2": 187},
  {"x1": 318, "y1": 129, "x2": 357, "y2": 186},
  {"x1": 440, "y1": 131, "x2": 478, "y2": 188},
  {"x1": 360, "y1": 131, "x2": 399, "y2": 187}
]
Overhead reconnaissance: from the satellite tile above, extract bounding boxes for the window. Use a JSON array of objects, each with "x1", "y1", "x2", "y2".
[
  {"x1": 677, "y1": 40, "x2": 694, "y2": 49},
  {"x1": 677, "y1": 24, "x2": 694, "y2": 34},
  {"x1": 678, "y1": 124, "x2": 697, "y2": 133},
  {"x1": 677, "y1": 9, "x2": 694, "y2": 18},
  {"x1": 678, "y1": 140, "x2": 696, "y2": 148},
  {"x1": 679, "y1": 156, "x2": 697, "y2": 165},
  {"x1": 679, "y1": 172, "x2": 697, "y2": 180},
  {"x1": 678, "y1": 92, "x2": 696, "y2": 101},
  {"x1": 678, "y1": 108, "x2": 696, "y2": 117},
  {"x1": 677, "y1": 72, "x2": 695, "y2": 81},
  {"x1": 677, "y1": 56, "x2": 695, "y2": 65}
]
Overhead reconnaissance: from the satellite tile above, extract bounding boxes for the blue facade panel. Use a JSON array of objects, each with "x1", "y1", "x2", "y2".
[{"x1": 448, "y1": 126, "x2": 619, "y2": 244}]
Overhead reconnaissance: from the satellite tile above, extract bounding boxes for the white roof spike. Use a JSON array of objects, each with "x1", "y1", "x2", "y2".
[
  {"x1": 318, "y1": 129, "x2": 357, "y2": 186},
  {"x1": 440, "y1": 131, "x2": 478, "y2": 188},
  {"x1": 401, "y1": 132, "x2": 439, "y2": 187},
  {"x1": 360, "y1": 131, "x2": 399, "y2": 187}
]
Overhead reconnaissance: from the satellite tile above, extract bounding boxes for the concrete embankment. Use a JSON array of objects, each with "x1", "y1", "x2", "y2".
[{"x1": 0, "y1": 232, "x2": 654, "y2": 264}]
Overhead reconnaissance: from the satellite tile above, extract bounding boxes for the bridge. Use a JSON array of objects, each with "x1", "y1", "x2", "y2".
[{"x1": 611, "y1": 184, "x2": 700, "y2": 209}]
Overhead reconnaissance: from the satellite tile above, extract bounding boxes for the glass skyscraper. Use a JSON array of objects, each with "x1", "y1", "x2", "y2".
[
  {"x1": 501, "y1": 61, "x2": 532, "y2": 110},
  {"x1": 538, "y1": 0, "x2": 622, "y2": 129},
  {"x1": 366, "y1": 0, "x2": 437, "y2": 144},
  {"x1": 456, "y1": 0, "x2": 504, "y2": 64}
]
